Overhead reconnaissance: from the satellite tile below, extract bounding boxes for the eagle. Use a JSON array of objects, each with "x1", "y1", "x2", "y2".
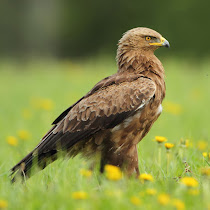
[{"x1": 11, "y1": 27, "x2": 169, "y2": 182}]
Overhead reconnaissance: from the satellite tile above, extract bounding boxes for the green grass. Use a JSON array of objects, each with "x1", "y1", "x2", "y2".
[{"x1": 0, "y1": 58, "x2": 209, "y2": 210}]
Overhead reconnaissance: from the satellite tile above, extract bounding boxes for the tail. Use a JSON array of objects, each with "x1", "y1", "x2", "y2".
[
  {"x1": 10, "y1": 149, "x2": 58, "y2": 183},
  {"x1": 10, "y1": 119, "x2": 93, "y2": 182},
  {"x1": 10, "y1": 125, "x2": 59, "y2": 182}
]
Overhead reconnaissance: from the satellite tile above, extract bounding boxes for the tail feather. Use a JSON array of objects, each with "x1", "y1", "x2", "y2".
[
  {"x1": 10, "y1": 150, "x2": 58, "y2": 182},
  {"x1": 10, "y1": 121, "x2": 95, "y2": 183}
]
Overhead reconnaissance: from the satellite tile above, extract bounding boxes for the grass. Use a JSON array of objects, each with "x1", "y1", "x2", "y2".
[{"x1": 0, "y1": 57, "x2": 209, "y2": 210}]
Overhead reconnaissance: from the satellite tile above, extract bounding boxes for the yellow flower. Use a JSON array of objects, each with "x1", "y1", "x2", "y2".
[
  {"x1": 180, "y1": 177, "x2": 198, "y2": 187},
  {"x1": 31, "y1": 98, "x2": 54, "y2": 111},
  {"x1": 179, "y1": 138, "x2": 192, "y2": 148},
  {"x1": 155, "y1": 136, "x2": 167, "y2": 143},
  {"x1": 188, "y1": 189, "x2": 200, "y2": 195},
  {"x1": 163, "y1": 101, "x2": 183, "y2": 115},
  {"x1": 185, "y1": 139, "x2": 191, "y2": 148},
  {"x1": 130, "y1": 196, "x2": 141, "y2": 206},
  {"x1": 146, "y1": 188, "x2": 157, "y2": 195},
  {"x1": 6, "y1": 136, "x2": 18, "y2": 146},
  {"x1": 201, "y1": 167, "x2": 210, "y2": 176},
  {"x1": 71, "y1": 191, "x2": 88, "y2": 200},
  {"x1": 80, "y1": 169, "x2": 92, "y2": 178},
  {"x1": 105, "y1": 164, "x2": 122, "y2": 181},
  {"x1": 165, "y1": 143, "x2": 174, "y2": 150},
  {"x1": 40, "y1": 99, "x2": 54, "y2": 111},
  {"x1": 0, "y1": 200, "x2": 8, "y2": 209},
  {"x1": 197, "y1": 140, "x2": 208, "y2": 151},
  {"x1": 158, "y1": 193, "x2": 170, "y2": 205},
  {"x1": 202, "y1": 152, "x2": 208, "y2": 158},
  {"x1": 17, "y1": 130, "x2": 31, "y2": 140},
  {"x1": 139, "y1": 173, "x2": 154, "y2": 182},
  {"x1": 172, "y1": 199, "x2": 185, "y2": 210}
]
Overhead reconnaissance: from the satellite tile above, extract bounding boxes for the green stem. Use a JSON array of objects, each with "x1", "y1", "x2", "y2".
[
  {"x1": 167, "y1": 151, "x2": 170, "y2": 176},
  {"x1": 158, "y1": 144, "x2": 162, "y2": 167},
  {"x1": 179, "y1": 147, "x2": 183, "y2": 161}
]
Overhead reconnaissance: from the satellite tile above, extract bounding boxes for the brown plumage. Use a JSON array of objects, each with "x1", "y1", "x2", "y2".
[{"x1": 11, "y1": 27, "x2": 169, "y2": 181}]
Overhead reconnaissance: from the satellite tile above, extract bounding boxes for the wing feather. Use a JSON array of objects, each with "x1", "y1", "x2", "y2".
[{"x1": 33, "y1": 77, "x2": 156, "y2": 154}]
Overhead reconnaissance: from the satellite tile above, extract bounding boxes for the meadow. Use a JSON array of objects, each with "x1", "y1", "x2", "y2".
[{"x1": 0, "y1": 57, "x2": 209, "y2": 210}]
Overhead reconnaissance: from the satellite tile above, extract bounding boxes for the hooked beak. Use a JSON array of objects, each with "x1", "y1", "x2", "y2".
[{"x1": 149, "y1": 37, "x2": 170, "y2": 48}]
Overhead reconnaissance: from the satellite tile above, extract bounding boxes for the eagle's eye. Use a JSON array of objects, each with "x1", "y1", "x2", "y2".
[{"x1": 145, "y1": 36, "x2": 152, "y2": 41}]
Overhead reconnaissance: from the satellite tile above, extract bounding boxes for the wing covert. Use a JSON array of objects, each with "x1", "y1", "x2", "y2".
[
  {"x1": 62, "y1": 77, "x2": 156, "y2": 133},
  {"x1": 36, "y1": 77, "x2": 156, "y2": 154}
]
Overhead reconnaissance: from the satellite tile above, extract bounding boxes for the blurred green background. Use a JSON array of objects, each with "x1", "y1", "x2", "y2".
[
  {"x1": 0, "y1": 0, "x2": 210, "y2": 59},
  {"x1": 0, "y1": 2, "x2": 210, "y2": 210}
]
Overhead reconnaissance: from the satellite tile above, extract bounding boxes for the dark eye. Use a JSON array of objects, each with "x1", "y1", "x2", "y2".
[{"x1": 145, "y1": 36, "x2": 152, "y2": 41}]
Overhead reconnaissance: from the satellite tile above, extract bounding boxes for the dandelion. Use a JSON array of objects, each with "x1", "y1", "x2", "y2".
[
  {"x1": 180, "y1": 177, "x2": 198, "y2": 187},
  {"x1": 201, "y1": 167, "x2": 210, "y2": 176},
  {"x1": 163, "y1": 101, "x2": 183, "y2": 115},
  {"x1": 139, "y1": 173, "x2": 154, "y2": 183},
  {"x1": 130, "y1": 196, "x2": 141, "y2": 206},
  {"x1": 105, "y1": 164, "x2": 122, "y2": 181},
  {"x1": 6, "y1": 136, "x2": 18, "y2": 146},
  {"x1": 197, "y1": 140, "x2": 208, "y2": 151},
  {"x1": 31, "y1": 97, "x2": 54, "y2": 111},
  {"x1": 185, "y1": 139, "x2": 191, "y2": 148},
  {"x1": 17, "y1": 130, "x2": 31, "y2": 140},
  {"x1": 165, "y1": 143, "x2": 174, "y2": 150},
  {"x1": 202, "y1": 152, "x2": 208, "y2": 165},
  {"x1": 202, "y1": 152, "x2": 208, "y2": 158},
  {"x1": 155, "y1": 136, "x2": 167, "y2": 143},
  {"x1": 0, "y1": 200, "x2": 8, "y2": 209},
  {"x1": 80, "y1": 169, "x2": 92, "y2": 178},
  {"x1": 158, "y1": 193, "x2": 170, "y2": 205},
  {"x1": 155, "y1": 136, "x2": 167, "y2": 167},
  {"x1": 71, "y1": 191, "x2": 88, "y2": 200},
  {"x1": 172, "y1": 199, "x2": 185, "y2": 210},
  {"x1": 145, "y1": 188, "x2": 157, "y2": 195},
  {"x1": 40, "y1": 99, "x2": 54, "y2": 111},
  {"x1": 179, "y1": 138, "x2": 190, "y2": 148}
]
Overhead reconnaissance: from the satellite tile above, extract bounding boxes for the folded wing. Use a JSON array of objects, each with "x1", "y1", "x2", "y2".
[{"x1": 11, "y1": 76, "x2": 156, "y2": 180}]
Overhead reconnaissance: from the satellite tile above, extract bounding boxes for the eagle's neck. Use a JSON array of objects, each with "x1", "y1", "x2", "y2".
[
  {"x1": 117, "y1": 48, "x2": 165, "y2": 78},
  {"x1": 117, "y1": 48, "x2": 166, "y2": 101}
]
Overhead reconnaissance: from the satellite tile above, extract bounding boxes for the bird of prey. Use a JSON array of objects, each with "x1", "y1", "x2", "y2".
[{"x1": 11, "y1": 27, "x2": 169, "y2": 181}]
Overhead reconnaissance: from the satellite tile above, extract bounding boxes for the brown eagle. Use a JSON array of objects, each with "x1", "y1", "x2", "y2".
[{"x1": 11, "y1": 27, "x2": 169, "y2": 181}]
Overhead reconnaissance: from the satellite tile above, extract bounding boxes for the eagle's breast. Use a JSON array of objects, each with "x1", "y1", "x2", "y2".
[{"x1": 109, "y1": 98, "x2": 162, "y2": 149}]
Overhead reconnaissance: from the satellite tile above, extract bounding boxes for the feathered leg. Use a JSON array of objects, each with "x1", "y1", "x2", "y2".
[{"x1": 100, "y1": 144, "x2": 139, "y2": 177}]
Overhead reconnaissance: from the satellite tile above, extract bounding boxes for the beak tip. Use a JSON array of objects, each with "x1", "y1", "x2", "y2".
[{"x1": 163, "y1": 40, "x2": 170, "y2": 48}]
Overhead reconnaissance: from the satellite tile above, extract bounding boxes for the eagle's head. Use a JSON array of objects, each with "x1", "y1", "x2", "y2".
[{"x1": 118, "y1": 27, "x2": 170, "y2": 53}]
